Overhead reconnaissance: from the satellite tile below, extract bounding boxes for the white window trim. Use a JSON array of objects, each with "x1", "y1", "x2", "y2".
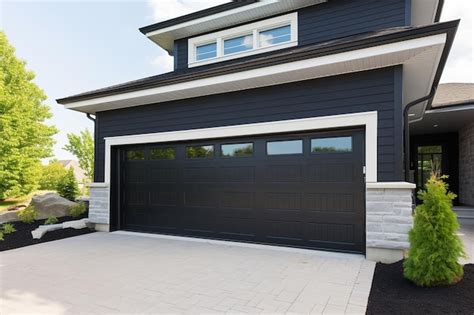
[
  {"x1": 103, "y1": 111, "x2": 378, "y2": 185},
  {"x1": 188, "y1": 12, "x2": 298, "y2": 67}
]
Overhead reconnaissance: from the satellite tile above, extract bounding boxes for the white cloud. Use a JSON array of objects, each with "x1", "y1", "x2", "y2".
[
  {"x1": 439, "y1": 0, "x2": 473, "y2": 83},
  {"x1": 147, "y1": 0, "x2": 228, "y2": 72},
  {"x1": 151, "y1": 50, "x2": 174, "y2": 72},
  {"x1": 148, "y1": 0, "x2": 229, "y2": 22}
]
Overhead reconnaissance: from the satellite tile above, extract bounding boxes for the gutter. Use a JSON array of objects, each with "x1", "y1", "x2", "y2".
[{"x1": 86, "y1": 113, "x2": 96, "y2": 122}]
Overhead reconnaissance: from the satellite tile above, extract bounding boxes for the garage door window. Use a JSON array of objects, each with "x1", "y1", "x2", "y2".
[
  {"x1": 151, "y1": 148, "x2": 176, "y2": 160},
  {"x1": 221, "y1": 143, "x2": 253, "y2": 157},
  {"x1": 127, "y1": 150, "x2": 145, "y2": 160},
  {"x1": 267, "y1": 140, "x2": 303, "y2": 155},
  {"x1": 186, "y1": 145, "x2": 214, "y2": 158},
  {"x1": 311, "y1": 136, "x2": 352, "y2": 153}
]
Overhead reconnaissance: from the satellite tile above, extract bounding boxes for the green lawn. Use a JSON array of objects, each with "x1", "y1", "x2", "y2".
[{"x1": 0, "y1": 190, "x2": 54, "y2": 212}]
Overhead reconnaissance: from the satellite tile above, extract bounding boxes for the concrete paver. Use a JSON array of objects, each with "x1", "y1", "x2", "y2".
[{"x1": 0, "y1": 232, "x2": 376, "y2": 314}]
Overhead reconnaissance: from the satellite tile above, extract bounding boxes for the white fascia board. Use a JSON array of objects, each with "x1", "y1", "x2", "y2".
[
  {"x1": 146, "y1": 1, "x2": 280, "y2": 38},
  {"x1": 103, "y1": 111, "x2": 378, "y2": 185},
  {"x1": 64, "y1": 33, "x2": 447, "y2": 113}
]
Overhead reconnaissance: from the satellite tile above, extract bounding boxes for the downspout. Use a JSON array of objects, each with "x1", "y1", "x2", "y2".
[
  {"x1": 403, "y1": 86, "x2": 438, "y2": 181},
  {"x1": 86, "y1": 113, "x2": 96, "y2": 122}
]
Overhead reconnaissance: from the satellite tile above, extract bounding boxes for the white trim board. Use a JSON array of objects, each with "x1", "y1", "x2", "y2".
[
  {"x1": 187, "y1": 12, "x2": 298, "y2": 67},
  {"x1": 103, "y1": 111, "x2": 378, "y2": 184}
]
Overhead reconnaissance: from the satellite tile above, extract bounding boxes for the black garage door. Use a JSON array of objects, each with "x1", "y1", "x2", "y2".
[{"x1": 119, "y1": 129, "x2": 365, "y2": 253}]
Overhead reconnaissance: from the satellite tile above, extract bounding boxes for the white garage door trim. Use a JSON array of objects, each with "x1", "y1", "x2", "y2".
[{"x1": 103, "y1": 111, "x2": 378, "y2": 184}]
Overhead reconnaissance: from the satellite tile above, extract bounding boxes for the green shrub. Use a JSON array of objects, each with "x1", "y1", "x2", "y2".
[
  {"x1": 17, "y1": 205, "x2": 38, "y2": 224},
  {"x1": 404, "y1": 175, "x2": 466, "y2": 286},
  {"x1": 69, "y1": 202, "x2": 86, "y2": 218},
  {"x1": 0, "y1": 231, "x2": 3, "y2": 241},
  {"x1": 2, "y1": 223, "x2": 16, "y2": 234},
  {"x1": 39, "y1": 160, "x2": 68, "y2": 190},
  {"x1": 56, "y1": 168, "x2": 79, "y2": 201},
  {"x1": 44, "y1": 216, "x2": 59, "y2": 225}
]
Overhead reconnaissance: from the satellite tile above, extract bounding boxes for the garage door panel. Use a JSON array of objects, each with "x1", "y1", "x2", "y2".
[
  {"x1": 150, "y1": 167, "x2": 178, "y2": 183},
  {"x1": 218, "y1": 166, "x2": 256, "y2": 183},
  {"x1": 264, "y1": 165, "x2": 304, "y2": 182},
  {"x1": 308, "y1": 163, "x2": 355, "y2": 183},
  {"x1": 304, "y1": 193, "x2": 356, "y2": 212},
  {"x1": 184, "y1": 167, "x2": 218, "y2": 183},
  {"x1": 121, "y1": 129, "x2": 365, "y2": 253}
]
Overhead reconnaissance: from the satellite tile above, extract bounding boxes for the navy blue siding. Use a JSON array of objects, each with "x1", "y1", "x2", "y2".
[
  {"x1": 174, "y1": 0, "x2": 408, "y2": 70},
  {"x1": 94, "y1": 67, "x2": 404, "y2": 183}
]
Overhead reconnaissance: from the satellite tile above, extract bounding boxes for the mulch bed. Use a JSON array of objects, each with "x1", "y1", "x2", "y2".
[
  {"x1": 0, "y1": 214, "x2": 94, "y2": 252},
  {"x1": 367, "y1": 260, "x2": 474, "y2": 315}
]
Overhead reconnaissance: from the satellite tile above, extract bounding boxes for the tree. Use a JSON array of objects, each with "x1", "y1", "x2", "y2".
[
  {"x1": 0, "y1": 31, "x2": 57, "y2": 199},
  {"x1": 56, "y1": 168, "x2": 79, "y2": 201},
  {"x1": 63, "y1": 129, "x2": 94, "y2": 182},
  {"x1": 404, "y1": 175, "x2": 466, "y2": 286},
  {"x1": 39, "y1": 160, "x2": 68, "y2": 190}
]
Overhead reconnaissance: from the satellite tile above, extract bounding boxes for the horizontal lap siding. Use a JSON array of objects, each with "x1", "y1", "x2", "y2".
[
  {"x1": 174, "y1": 0, "x2": 408, "y2": 70},
  {"x1": 95, "y1": 67, "x2": 403, "y2": 183}
]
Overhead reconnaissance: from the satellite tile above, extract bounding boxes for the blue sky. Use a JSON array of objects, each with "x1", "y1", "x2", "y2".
[{"x1": 1, "y1": 0, "x2": 472, "y2": 161}]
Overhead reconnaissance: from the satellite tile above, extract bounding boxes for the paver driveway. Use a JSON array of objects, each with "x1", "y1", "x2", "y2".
[{"x1": 0, "y1": 232, "x2": 375, "y2": 314}]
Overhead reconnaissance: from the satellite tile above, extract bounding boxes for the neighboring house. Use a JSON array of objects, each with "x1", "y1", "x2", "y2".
[
  {"x1": 57, "y1": 0, "x2": 459, "y2": 263},
  {"x1": 410, "y1": 83, "x2": 474, "y2": 207},
  {"x1": 59, "y1": 160, "x2": 89, "y2": 191},
  {"x1": 59, "y1": 160, "x2": 88, "y2": 184}
]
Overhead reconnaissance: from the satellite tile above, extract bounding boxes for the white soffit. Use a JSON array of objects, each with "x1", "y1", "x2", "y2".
[
  {"x1": 411, "y1": 0, "x2": 439, "y2": 26},
  {"x1": 65, "y1": 33, "x2": 447, "y2": 115},
  {"x1": 145, "y1": 0, "x2": 327, "y2": 54}
]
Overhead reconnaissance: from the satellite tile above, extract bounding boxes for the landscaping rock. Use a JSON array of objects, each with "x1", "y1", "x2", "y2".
[
  {"x1": 0, "y1": 211, "x2": 21, "y2": 224},
  {"x1": 63, "y1": 218, "x2": 90, "y2": 229},
  {"x1": 31, "y1": 193, "x2": 78, "y2": 220},
  {"x1": 31, "y1": 224, "x2": 63, "y2": 239}
]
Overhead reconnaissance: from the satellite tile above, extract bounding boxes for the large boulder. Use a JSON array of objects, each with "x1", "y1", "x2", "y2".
[{"x1": 31, "y1": 193, "x2": 78, "y2": 220}]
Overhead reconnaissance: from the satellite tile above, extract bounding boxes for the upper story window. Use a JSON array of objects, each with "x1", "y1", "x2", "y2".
[
  {"x1": 188, "y1": 13, "x2": 297, "y2": 67},
  {"x1": 196, "y1": 42, "x2": 217, "y2": 61}
]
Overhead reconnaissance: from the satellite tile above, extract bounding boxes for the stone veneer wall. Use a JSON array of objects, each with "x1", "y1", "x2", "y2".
[
  {"x1": 459, "y1": 121, "x2": 474, "y2": 206},
  {"x1": 366, "y1": 186, "x2": 414, "y2": 261},
  {"x1": 89, "y1": 186, "x2": 110, "y2": 225}
]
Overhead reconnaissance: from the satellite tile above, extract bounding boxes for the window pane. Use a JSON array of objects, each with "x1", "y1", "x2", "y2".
[
  {"x1": 151, "y1": 148, "x2": 175, "y2": 160},
  {"x1": 186, "y1": 145, "x2": 214, "y2": 158},
  {"x1": 311, "y1": 137, "x2": 352, "y2": 153},
  {"x1": 259, "y1": 25, "x2": 291, "y2": 47},
  {"x1": 224, "y1": 34, "x2": 253, "y2": 55},
  {"x1": 127, "y1": 150, "x2": 145, "y2": 160},
  {"x1": 221, "y1": 143, "x2": 253, "y2": 157},
  {"x1": 267, "y1": 140, "x2": 303, "y2": 155},
  {"x1": 417, "y1": 145, "x2": 442, "y2": 154},
  {"x1": 196, "y1": 43, "x2": 217, "y2": 61}
]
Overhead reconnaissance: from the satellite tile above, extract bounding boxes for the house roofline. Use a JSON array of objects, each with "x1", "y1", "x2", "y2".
[
  {"x1": 57, "y1": 20, "x2": 459, "y2": 105},
  {"x1": 138, "y1": 1, "x2": 257, "y2": 35}
]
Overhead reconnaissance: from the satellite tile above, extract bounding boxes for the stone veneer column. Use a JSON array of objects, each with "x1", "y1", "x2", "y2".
[
  {"x1": 88, "y1": 183, "x2": 110, "y2": 232},
  {"x1": 459, "y1": 121, "x2": 474, "y2": 206},
  {"x1": 365, "y1": 182, "x2": 416, "y2": 263}
]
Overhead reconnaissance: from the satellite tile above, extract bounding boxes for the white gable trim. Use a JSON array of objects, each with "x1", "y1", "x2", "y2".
[{"x1": 103, "y1": 111, "x2": 378, "y2": 184}]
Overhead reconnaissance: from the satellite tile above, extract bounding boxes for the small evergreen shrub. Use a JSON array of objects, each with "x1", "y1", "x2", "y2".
[
  {"x1": 44, "y1": 216, "x2": 59, "y2": 225},
  {"x1": 2, "y1": 223, "x2": 16, "y2": 234},
  {"x1": 404, "y1": 175, "x2": 466, "y2": 286},
  {"x1": 17, "y1": 206, "x2": 38, "y2": 224},
  {"x1": 56, "y1": 168, "x2": 79, "y2": 201},
  {"x1": 69, "y1": 202, "x2": 86, "y2": 218},
  {"x1": 0, "y1": 232, "x2": 3, "y2": 241}
]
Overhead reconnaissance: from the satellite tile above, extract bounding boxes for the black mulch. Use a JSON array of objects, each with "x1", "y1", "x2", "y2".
[
  {"x1": 0, "y1": 214, "x2": 94, "y2": 252},
  {"x1": 367, "y1": 260, "x2": 474, "y2": 315}
]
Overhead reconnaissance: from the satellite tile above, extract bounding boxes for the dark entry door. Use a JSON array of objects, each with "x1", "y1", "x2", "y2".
[{"x1": 120, "y1": 129, "x2": 365, "y2": 253}]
